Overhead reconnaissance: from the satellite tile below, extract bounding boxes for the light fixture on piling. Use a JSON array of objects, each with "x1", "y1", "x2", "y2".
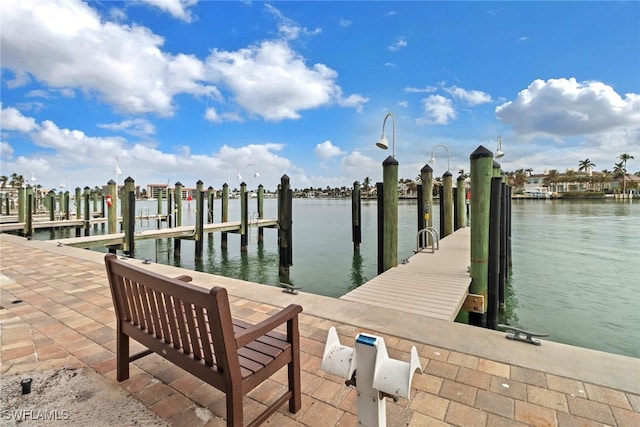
[
  {"x1": 495, "y1": 136, "x2": 504, "y2": 159},
  {"x1": 429, "y1": 144, "x2": 451, "y2": 173},
  {"x1": 375, "y1": 113, "x2": 396, "y2": 158},
  {"x1": 238, "y1": 163, "x2": 259, "y2": 180}
]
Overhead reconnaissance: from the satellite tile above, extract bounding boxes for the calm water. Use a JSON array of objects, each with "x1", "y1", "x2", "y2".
[{"x1": 34, "y1": 198, "x2": 640, "y2": 358}]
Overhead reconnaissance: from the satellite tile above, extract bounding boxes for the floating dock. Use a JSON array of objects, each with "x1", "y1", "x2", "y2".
[{"x1": 341, "y1": 227, "x2": 472, "y2": 321}]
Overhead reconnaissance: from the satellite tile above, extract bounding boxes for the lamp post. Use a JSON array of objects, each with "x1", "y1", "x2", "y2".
[
  {"x1": 375, "y1": 113, "x2": 396, "y2": 158},
  {"x1": 429, "y1": 144, "x2": 451, "y2": 173},
  {"x1": 375, "y1": 112, "x2": 398, "y2": 273},
  {"x1": 237, "y1": 163, "x2": 260, "y2": 181},
  {"x1": 429, "y1": 145, "x2": 453, "y2": 238},
  {"x1": 495, "y1": 136, "x2": 504, "y2": 159}
]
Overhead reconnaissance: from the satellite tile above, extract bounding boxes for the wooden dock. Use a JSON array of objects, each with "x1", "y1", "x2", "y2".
[
  {"x1": 341, "y1": 227, "x2": 471, "y2": 321},
  {"x1": 0, "y1": 215, "x2": 167, "y2": 233},
  {"x1": 52, "y1": 219, "x2": 279, "y2": 248}
]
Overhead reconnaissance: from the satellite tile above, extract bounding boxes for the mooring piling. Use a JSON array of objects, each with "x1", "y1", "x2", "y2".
[
  {"x1": 174, "y1": 181, "x2": 183, "y2": 257},
  {"x1": 352, "y1": 181, "x2": 361, "y2": 251},
  {"x1": 469, "y1": 145, "x2": 494, "y2": 327},
  {"x1": 278, "y1": 174, "x2": 293, "y2": 278},
  {"x1": 456, "y1": 173, "x2": 466, "y2": 230},
  {"x1": 257, "y1": 184, "x2": 265, "y2": 243},
  {"x1": 487, "y1": 176, "x2": 503, "y2": 329},
  {"x1": 442, "y1": 171, "x2": 453, "y2": 238},
  {"x1": 240, "y1": 181, "x2": 248, "y2": 252},
  {"x1": 381, "y1": 155, "x2": 398, "y2": 273},
  {"x1": 221, "y1": 183, "x2": 229, "y2": 250}
]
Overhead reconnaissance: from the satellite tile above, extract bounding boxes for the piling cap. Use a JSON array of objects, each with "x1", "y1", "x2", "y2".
[
  {"x1": 382, "y1": 155, "x2": 399, "y2": 166},
  {"x1": 421, "y1": 164, "x2": 433, "y2": 174},
  {"x1": 107, "y1": 179, "x2": 116, "y2": 185},
  {"x1": 281, "y1": 174, "x2": 290, "y2": 183},
  {"x1": 493, "y1": 160, "x2": 501, "y2": 169},
  {"x1": 470, "y1": 145, "x2": 493, "y2": 160},
  {"x1": 124, "y1": 176, "x2": 135, "y2": 183},
  {"x1": 175, "y1": 181, "x2": 182, "y2": 186},
  {"x1": 443, "y1": 171, "x2": 452, "y2": 177},
  {"x1": 196, "y1": 179, "x2": 203, "y2": 185}
]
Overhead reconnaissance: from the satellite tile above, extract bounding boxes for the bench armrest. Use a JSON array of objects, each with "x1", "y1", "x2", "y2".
[
  {"x1": 174, "y1": 275, "x2": 193, "y2": 282},
  {"x1": 235, "y1": 304, "x2": 302, "y2": 348}
]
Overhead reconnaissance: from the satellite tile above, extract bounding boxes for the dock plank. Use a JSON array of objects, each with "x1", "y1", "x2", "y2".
[{"x1": 341, "y1": 227, "x2": 471, "y2": 321}]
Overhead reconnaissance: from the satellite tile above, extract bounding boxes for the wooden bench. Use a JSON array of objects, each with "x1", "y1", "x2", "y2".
[{"x1": 104, "y1": 254, "x2": 302, "y2": 426}]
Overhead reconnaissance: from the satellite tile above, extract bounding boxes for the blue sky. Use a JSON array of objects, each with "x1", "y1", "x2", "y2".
[{"x1": 1, "y1": 0, "x2": 639, "y2": 191}]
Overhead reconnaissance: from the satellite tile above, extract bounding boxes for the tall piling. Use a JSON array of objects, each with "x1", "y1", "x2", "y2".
[
  {"x1": 421, "y1": 164, "x2": 434, "y2": 245},
  {"x1": 208, "y1": 186, "x2": 215, "y2": 224},
  {"x1": 382, "y1": 155, "x2": 398, "y2": 272},
  {"x1": 83, "y1": 186, "x2": 90, "y2": 236},
  {"x1": 64, "y1": 191, "x2": 70, "y2": 220},
  {"x1": 376, "y1": 182, "x2": 384, "y2": 274},
  {"x1": 469, "y1": 145, "x2": 494, "y2": 327},
  {"x1": 195, "y1": 181, "x2": 204, "y2": 258},
  {"x1": 157, "y1": 189, "x2": 163, "y2": 228},
  {"x1": 499, "y1": 181, "x2": 508, "y2": 311},
  {"x1": 487, "y1": 177, "x2": 503, "y2": 329},
  {"x1": 47, "y1": 190, "x2": 56, "y2": 220},
  {"x1": 123, "y1": 177, "x2": 136, "y2": 256},
  {"x1": 442, "y1": 171, "x2": 453, "y2": 238},
  {"x1": 17, "y1": 188, "x2": 26, "y2": 226},
  {"x1": 75, "y1": 187, "x2": 82, "y2": 220},
  {"x1": 221, "y1": 183, "x2": 229, "y2": 250},
  {"x1": 352, "y1": 181, "x2": 361, "y2": 250},
  {"x1": 278, "y1": 175, "x2": 293, "y2": 278},
  {"x1": 240, "y1": 181, "x2": 248, "y2": 252},
  {"x1": 257, "y1": 184, "x2": 264, "y2": 243},
  {"x1": 456, "y1": 173, "x2": 466, "y2": 230},
  {"x1": 174, "y1": 182, "x2": 183, "y2": 257},
  {"x1": 107, "y1": 180, "x2": 117, "y2": 237},
  {"x1": 25, "y1": 193, "x2": 33, "y2": 238}
]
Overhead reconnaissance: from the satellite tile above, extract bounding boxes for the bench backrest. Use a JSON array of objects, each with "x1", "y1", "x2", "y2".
[{"x1": 104, "y1": 254, "x2": 241, "y2": 387}]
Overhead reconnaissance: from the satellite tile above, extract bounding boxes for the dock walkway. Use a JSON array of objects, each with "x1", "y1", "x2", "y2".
[
  {"x1": 341, "y1": 227, "x2": 471, "y2": 321},
  {"x1": 1, "y1": 234, "x2": 638, "y2": 426}
]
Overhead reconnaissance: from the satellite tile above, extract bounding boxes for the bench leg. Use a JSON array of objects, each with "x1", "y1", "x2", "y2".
[
  {"x1": 116, "y1": 325, "x2": 130, "y2": 382},
  {"x1": 288, "y1": 317, "x2": 302, "y2": 413},
  {"x1": 226, "y1": 388, "x2": 243, "y2": 427}
]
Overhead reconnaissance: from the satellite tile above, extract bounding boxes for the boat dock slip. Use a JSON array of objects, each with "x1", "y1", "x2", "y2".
[
  {"x1": 52, "y1": 219, "x2": 279, "y2": 248},
  {"x1": 341, "y1": 227, "x2": 471, "y2": 321}
]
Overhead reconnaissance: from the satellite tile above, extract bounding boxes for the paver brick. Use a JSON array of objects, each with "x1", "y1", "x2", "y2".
[
  {"x1": 445, "y1": 401, "x2": 487, "y2": 427},
  {"x1": 475, "y1": 389, "x2": 514, "y2": 419},
  {"x1": 515, "y1": 400, "x2": 558, "y2": 427},
  {"x1": 439, "y1": 379, "x2": 477, "y2": 406},
  {"x1": 566, "y1": 395, "x2": 615, "y2": 425},
  {"x1": 527, "y1": 384, "x2": 569, "y2": 412},
  {"x1": 584, "y1": 382, "x2": 632, "y2": 410}
]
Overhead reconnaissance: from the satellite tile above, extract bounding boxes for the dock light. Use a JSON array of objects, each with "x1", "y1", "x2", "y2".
[
  {"x1": 495, "y1": 136, "x2": 504, "y2": 159},
  {"x1": 237, "y1": 163, "x2": 259, "y2": 180},
  {"x1": 429, "y1": 144, "x2": 451, "y2": 173},
  {"x1": 375, "y1": 113, "x2": 396, "y2": 158}
]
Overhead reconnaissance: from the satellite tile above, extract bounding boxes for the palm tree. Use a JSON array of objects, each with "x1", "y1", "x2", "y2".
[
  {"x1": 578, "y1": 159, "x2": 595, "y2": 175},
  {"x1": 618, "y1": 153, "x2": 635, "y2": 195},
  {"x1": 544, "y1": 169, "x2": 560, "y2": 193}
]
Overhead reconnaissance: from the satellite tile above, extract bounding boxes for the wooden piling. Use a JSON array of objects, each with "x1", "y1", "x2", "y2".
[
  {"x1": 123, "y1": 177, "x2": 135, "y2": 255},
  {"x1": 157, "y1": 189, "x2": 163, "y2": 228},
  {"x1": 47, "y1": 190, "x2": 56, "y2": 220},
  {"x1": 278, "y1": 175, "x2": 292, "y2": 278},
  {"x1": 240, "y1": 181, "x2": 248, "y2": 252},
  {"x1": 499, "y1": 181, "x2": 508, "y2": 311},
  {"x1": 382, "y1": 155, "x2": 398, "y2": 272},
  {"x1": 469, "y1": 145, "x2": 494, "y2": 327},
  {"x1": 107, "y1": 180, "x2": 117, "y2": 235},
  {"x1": 207, "y1": 186, "x2": 215, "y2": 224},
  {"x1": 83, "y1": 186, "x2": 90, "y2": 236},
  {"x1": 195, "y1": 189, "x2": 205, "y2": 259},
  {"x1": 167, "y1": 188, "x2": 173, "y2": 228},
  {"x1": 456, "y1": 173, "x2": 466, "y2": 230},
  {"x1": 352, "y1": 181, "x2": 361, "y2": 250},
  {"x1": 488, "y1": 176, "x2": 503, "y2": 329},
  {"x1": 420, "y1": 164, "x2": 434, "y2": 245},
  {"x1": 221, "y1": 183, "x2": 229, "y2": 250},
  {"x1": 376, "y1": 182, "x2": 384, "y2": 274},
  {"x1": 174, "y1": 182, "x2": 183, "y2": 257},
  {"x1": 64, "y1": 191, "x2": 70, "y2": 220},
  {"x1": 18, "y1": 188, "x2": 26, "y2": 225},
  {"x1": 25, "y1": 193, "x2": 33, "y2": 237},
  {"x1": 257, "y1": 184, "x2": 264, "y2": 243},
  {"x1": 442, "y1": 171, "x2": 453, "y2": 238}
]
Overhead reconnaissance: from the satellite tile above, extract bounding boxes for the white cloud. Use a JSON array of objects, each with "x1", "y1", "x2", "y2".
[
  {"x1": 404, "y1": 86, "x2": 437, "y2": 93},
  {"x1": 206, "y1": 40, "x2": 367, "y2": 121},
  {"x1": 265, "y1": 4, "x2": 321, "y2": 40},
  {"x1": 139, "y1": 0, "x2": 198, "y2": 22},
  {"x1": 314, "y1": 140, "x2": 344, "y2": 160},
  {"x1": 1, "y1": 0, "x2": 217, "y2": 117},
  {"x1": 445, "y1": 86, "x2": 492, "y2": 105},
  {"x1": 341, "y1": 151, "x2": 380, "y2": 176},
  {"x1": 0, "y1": 141, "x2": 14, "y2": 159},
  {"x1": 98, "y1": 119, "x2": 156, "y2": 138},
  {"x1": 0, "y1": 104, "x2": 39, "y2": 133},
  {"x1": 204, "y1": 107, "x2": 243, "y2": 124},
  {"x1": 337, "y1": 17, "x2": 352, "y2": 28},
  {"x1": 389, "y1": 37, "x2": 408, "y2": 51},
  {"x1": 418, "y1": 95, "x2": 456, "y2": 125},
  {"x1": 397, "y1": 101, "x2": 409, "y2": 108},
  {"x1": 496, "y1": 78, "x2": 640, "y2": 137}
]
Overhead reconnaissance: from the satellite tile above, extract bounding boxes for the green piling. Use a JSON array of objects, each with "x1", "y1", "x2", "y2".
[
  {"x1": 469, "y1": 145, "x2": 494, "y2": 327},
  {"x1": 174, "y1": 182, "x2": 183, "y2": 258},
  {"x1": 352, "y1": 181, "x2": 361, "y2": 250},
  {"x1": 107, "y1": 180, "x2": 117, "y2": 236},
  {"x1": 456, "y1": 173, "x2": 466, "y2": 230},
  {"x1": 83, "y1": 186, "x2": 90, "y2": 236},
  {"x1": 442, "y1": 171, "x2": 453, "y2": 238},
  {"x1": 257, "y1": 184, "x2": 264, "y2": 243},
  {"x1": 123, "y1": 177, "x2": 135, "y2": 255},
  {"x1": 240, "y1": 181, "x2": 248, "y2": 252},
  {"x1": 382, "y1": 155, "x2": 398, "y2": 272},
  {"x1": 221, "y1": 183, "x2": 229, "y2": 250}
]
